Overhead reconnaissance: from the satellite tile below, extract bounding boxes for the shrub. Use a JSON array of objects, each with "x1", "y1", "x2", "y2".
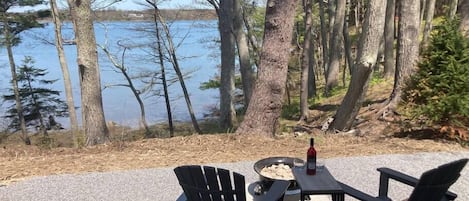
[{"x1": 403, "y1": 18, "x2": 469, "y2": 126}]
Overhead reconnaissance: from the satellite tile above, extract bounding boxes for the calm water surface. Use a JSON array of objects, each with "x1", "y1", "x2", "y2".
[{"x1": 0, "y1": 20, "x2": 220, "y2": 128}]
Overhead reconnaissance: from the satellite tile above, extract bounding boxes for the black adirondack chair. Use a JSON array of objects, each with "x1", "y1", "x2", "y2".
[
  {"x1": 338, "y1": 158, "x2": 468, "y2": 201},
  {"x1": 174, "y1": 165, "x2": 290, "y2": 201}
]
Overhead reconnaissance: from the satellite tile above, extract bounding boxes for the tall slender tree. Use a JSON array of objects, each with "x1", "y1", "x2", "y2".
[
  {"x1": 318, "y1": 0, "x2": 329, "y2": 76},
  {"x1": 218, "y1": 0, "x2": 237, "y2": 129},
  {"x1": 50, "y1": 0, "x2": 79, "y2": 147},
  {"x1": 383, "y1": 0, "x2": 396, "y2": 78},
  {"x1": 236, "y1": 0, "x2": 299, "y2": 136},
  {"x1": 329, "y1": 0, "x2": 387, "y2": 131},
  {"x1": 67, "y1": 0, "x2": 110, "y2": 146},
  {"x1": 149, "y1": 4, "x2": 174, "y2": 137},
  {"x1": 449, "y1": 0, "x2": 459, "y2": 19},
  {"x1": 300, "y1": 0, "x2": 314, "y2": 122},
  {"x1": 325, "y1": 0, "x2": 346, "y2": 96},
  {"x1": 380, "y1": 0, "x2": 421, "y2": 117},
  {"x1": 205, "y1": 0, "x2": 239, "y2": 130},
  {"x1": 421, "y1": 0, "x2": 436, "y2": 49},
  {"x1": 233, "y1": 0, "x2": 255, "y2": 108},
  {"x1": 145, "y1": 0, "x2": 202, "y2": 134}
]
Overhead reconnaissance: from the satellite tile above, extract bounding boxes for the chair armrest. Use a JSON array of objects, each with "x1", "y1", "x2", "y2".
[
  {"x1": 338, "y1": 181, "x2": 387, "y2": 201},
  {"x1": 377, "y1": 168, "x2": 419, "y2": 187},
  {"x1": 256, "y1": 180, "x2": 290, "y2": 201},
  {"x1": 377, "y1": 168, "x2": 457, "y2": 200}
]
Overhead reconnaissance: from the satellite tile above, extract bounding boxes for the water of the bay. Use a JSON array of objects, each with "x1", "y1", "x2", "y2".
[{"x1": 0, "y1": 20, "x2": 220, "y2": 128}]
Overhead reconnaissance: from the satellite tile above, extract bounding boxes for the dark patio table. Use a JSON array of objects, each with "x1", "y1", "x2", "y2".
[{"x1": 292, "y1": 166, "x2": 345, "y2": 201}]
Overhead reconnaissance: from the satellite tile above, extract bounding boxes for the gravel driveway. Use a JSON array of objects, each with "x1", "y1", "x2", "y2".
[{"x1": 1, "y1": 151, "x2": 468, "y2": 201}]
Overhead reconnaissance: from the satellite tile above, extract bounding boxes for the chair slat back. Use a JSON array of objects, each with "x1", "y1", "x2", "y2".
[
  {"x1": 174, "y1": 165, "x2": 246, "y2": 201},
  {"x1": 408, "y1": 158, "x2": 468, "y2": 201}
]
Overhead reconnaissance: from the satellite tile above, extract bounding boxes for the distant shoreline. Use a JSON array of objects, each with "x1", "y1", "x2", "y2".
[{"x1": 39, "y1": 9, "x2": 217, "y2": 22}]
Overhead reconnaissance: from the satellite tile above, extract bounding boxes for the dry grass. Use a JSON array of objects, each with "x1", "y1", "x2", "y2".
[
  {"x1": 1, "y1": 129, "x2": 466, "y2": 185},
  {"x1": 1, "y1": 80, "x2": 467, "y2": 185}
]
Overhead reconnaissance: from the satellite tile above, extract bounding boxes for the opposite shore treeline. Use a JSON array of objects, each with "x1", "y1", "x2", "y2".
[{"x1": 36, "y1": 9, "x2": 218, "y2": 22}]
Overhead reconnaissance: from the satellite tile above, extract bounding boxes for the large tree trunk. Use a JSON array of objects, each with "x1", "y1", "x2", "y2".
[
  {"x1": 218, "y1": 0, "x2": 237, "y2": 129},
  {"x1": 236, "y1": 0, "x2": 298, "y2": 136},
  {"x1": 50, "y1": 0, "x2": 79, "y2": 147},
  {"x1": 383, "y1": 0, "x2": 396, "y2": 79},
  {"x1": 67, "y1": 0, "x2": 109, "y2": 146},
  {"x1": 421, "y1": 0, "x2": 436, "y2": 49},
  {"x1": 300, "y1": 0, "x2": 314, "y2": 121},
  {"x1": 329, "y1": 0, "x2": 387, "y2": 131},
  {"x1": 459, "y1": 0, "x2": 469, "y2": 36},
  {"x1": 325, "y1": 0, "x2": 346, "y2": 96},
  {"x1": 3, "y1": 23, "x2": 30, "y2": 145},
  {"x1": 233, "y1": 0, "x2": 255, "y2": 108},
  {"x1": 386, "y1": 0, "x2": 421, "y2": 111}
]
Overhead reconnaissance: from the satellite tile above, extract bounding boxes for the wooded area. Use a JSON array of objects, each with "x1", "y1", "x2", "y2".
[{"x1": 1, "y1": 0, "x2": 468, "y2": 147}]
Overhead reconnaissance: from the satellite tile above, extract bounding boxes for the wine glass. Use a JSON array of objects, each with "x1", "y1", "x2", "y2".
[{"x1": 293, "y1": 158, "x2": 305, "y2": 170}]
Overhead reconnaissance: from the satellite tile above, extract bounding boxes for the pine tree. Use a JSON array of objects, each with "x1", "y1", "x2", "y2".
[
  {"x1": 2, "y1": 56, "x2": 68, "y2": 136},
  {"x1": 1, "y1": 0, "x2": 47, "y2": 144},
  {"x1": 404, "y1": 18, "x2": 469, "y2": 127}
]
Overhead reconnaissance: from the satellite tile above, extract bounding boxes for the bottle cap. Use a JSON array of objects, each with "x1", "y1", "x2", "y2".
[{"x1": 310, "y1": 138, "x2": 314, "y2": 146}]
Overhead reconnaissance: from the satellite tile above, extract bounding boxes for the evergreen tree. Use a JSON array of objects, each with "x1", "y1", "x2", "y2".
[
  {"x1": 1, "y1": 0, "x2": 46, "y2": 144},
  {"x1": 404, "y1": 18, "x2": 469, "y2": 127},
  {"x1": 2, "y1": 56, "x2": 68, "y2": 136}
]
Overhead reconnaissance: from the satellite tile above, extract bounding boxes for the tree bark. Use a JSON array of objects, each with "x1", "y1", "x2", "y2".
[
  {"x1": 300, "y1": 0, "x2": 314, "y2": 121},
  {"x1": 218, "y1": 0, "x2": 237, "y2": 130},
  {"x1": 383, "y1": 0, "x2": 396, "y2": 79},
  {"x1": 387, "y1": 0, "x2": 421, "y2": 110},
  {"x1": 236, "y1": 0, "x2": 298, "y2": 136},
  {"x1": 325, "y1": 0, "x2": 346, "y2": 96},
  {"x1": 420, "y1": 0, "x2": 427, "y2": 22},
  {"x1": 318, "y1": 0, "x2": 329, "y2": 75},
  {"x1": 307, "y1": 38, "x2": 317, "y2": 99},
  {"x1": 233, "y1": 0, "x2": 255, "y2": 108},
  {"x1": 422, "y1": 0, "x2": 436, "y2": 49},
  {"x1": 67, "y1": 0, "x2": 110, "y2": 146},
  {"x1": 329, "y1": 0, "x2": 387, "y2": 131},
  {"x1": 459, "y1": 0, "x2": 469, "y2": 36},
  {"x1": 50, "y1": 0, "x2": 79, "y2": 147},
  {"x1": 343, "y1": 0, "x2": 354, "y2": 75},
  {"x1": 449, "y1": 0, "x2": 459, "y2": 19}
]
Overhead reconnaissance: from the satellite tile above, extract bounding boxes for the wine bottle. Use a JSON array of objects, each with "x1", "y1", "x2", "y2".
[{"x1": 306, "y1": 138, "x2": 317, "y2": 175}]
